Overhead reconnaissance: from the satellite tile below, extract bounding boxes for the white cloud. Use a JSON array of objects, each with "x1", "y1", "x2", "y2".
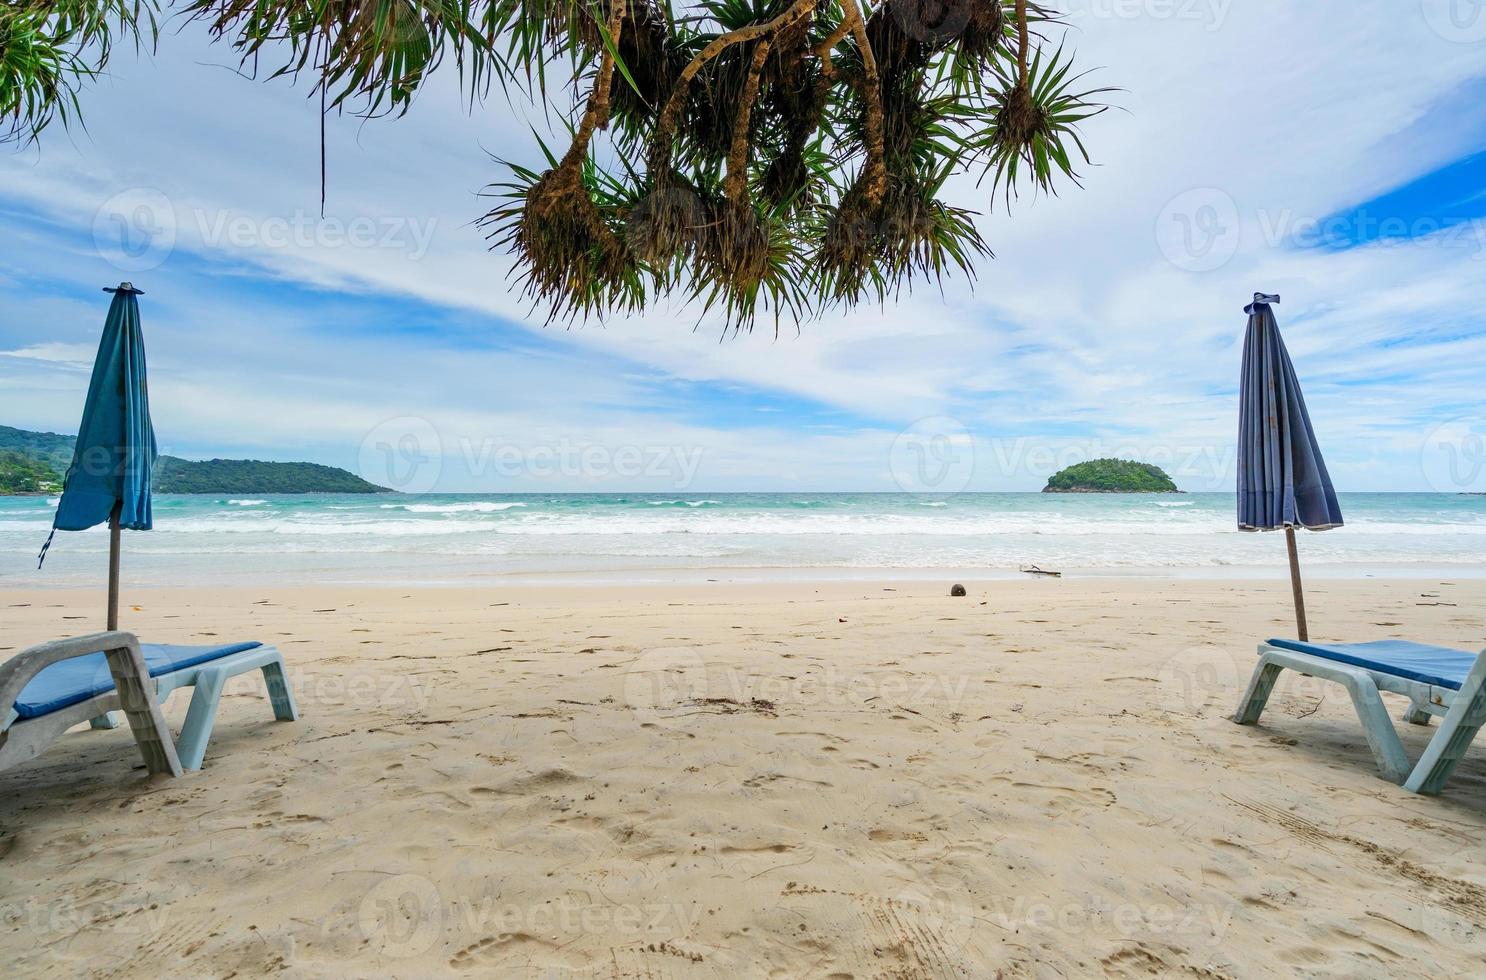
[{"x1": 0, "y1": 344, "x2": 97, "y2": 368}]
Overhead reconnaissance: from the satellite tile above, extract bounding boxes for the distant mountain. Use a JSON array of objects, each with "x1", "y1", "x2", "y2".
[
  {"x1": 1043, "y1": 458, "x2": 1180, "y2": 493},
  {"x1": 154, "y1": 457, "x2": 389, "y2": 494},
  {"x1": 0, "y1": 425, "x2": 75, "y2": 473},
  {"x1": 0, "y1": 426, "x2": 390, "y2": 495}
]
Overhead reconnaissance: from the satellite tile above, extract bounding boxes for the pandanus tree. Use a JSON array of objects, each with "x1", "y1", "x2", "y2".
[{"x1": 1, "y1": 1, "x2": 1110, "y2": 330}]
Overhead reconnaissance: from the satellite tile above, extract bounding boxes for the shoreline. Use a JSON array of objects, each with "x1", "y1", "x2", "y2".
[
  {"x1": 7, "y1": 561, "x2": 1486, "y2": 591},
  {"x1": 6, "y1": 492, "x2": 1482, "y2": 590}
]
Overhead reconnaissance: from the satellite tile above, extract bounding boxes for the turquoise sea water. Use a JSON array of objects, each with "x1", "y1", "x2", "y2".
[{"x1": 1, "y1": 492, "x2": 1483, "y2": 586}]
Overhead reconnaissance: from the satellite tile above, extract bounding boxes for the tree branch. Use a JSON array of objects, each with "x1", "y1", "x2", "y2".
[
  {"x1": 653, "y1": 0, "x2": 817, "y2": 149},
  {"x1": 812, "y1": 17, "x2": 855, "y2": 79},
  {"x1": 1016, "y1": 0, "x2": 1030, "y2": 83},
  {"x1": 560, "y1": 0, "x2": 628, "y2": 172},
  {"x1": 838, "y1": 0, "x2": 885, "y2": 205},
  {"x1": 725, "y1": 37, "x2": 772, "y2": 204}
]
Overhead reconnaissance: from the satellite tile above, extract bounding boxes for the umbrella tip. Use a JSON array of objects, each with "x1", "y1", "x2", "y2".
[
  {"x1": 104, "y1": 282, "x2": 145, "y2": 296},
  {"x1": 1245, "y1": 292, "x2": 1279, "y2": 314}
]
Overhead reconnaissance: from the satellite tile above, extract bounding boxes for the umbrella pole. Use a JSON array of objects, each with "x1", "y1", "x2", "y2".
[
  {"x1": 1285, "y1": 526, "x2": 1308, "y2": 641},
  {"x1": 108, "y1": 503, "x2": 122, "y2": 631}
]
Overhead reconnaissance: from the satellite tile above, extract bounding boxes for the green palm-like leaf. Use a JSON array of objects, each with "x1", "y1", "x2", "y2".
[{"x1": 976, "y1": 38, "x2": 1115, "y2": 208}]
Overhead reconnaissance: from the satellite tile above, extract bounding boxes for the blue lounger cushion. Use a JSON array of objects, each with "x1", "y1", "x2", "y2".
[
  {"x1": 11, "y1": 641, "x2": 263, "y2": 721},
  {"x1": 1268, "y1": 638, "x2": 1478, "y2": 691}
]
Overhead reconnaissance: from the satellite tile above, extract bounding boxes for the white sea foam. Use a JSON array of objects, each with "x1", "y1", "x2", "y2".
[
  {"x1": 4, "y1": 493, "x2": 1483, "y2": 582},
  {"x1": 381, "y1": 501, "x2": 528, "y2": 514}
]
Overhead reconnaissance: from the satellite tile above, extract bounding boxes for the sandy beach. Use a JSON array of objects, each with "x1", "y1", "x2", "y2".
[{"x1": 2, "y1": 576, "x2": 1483, "y2": 977}]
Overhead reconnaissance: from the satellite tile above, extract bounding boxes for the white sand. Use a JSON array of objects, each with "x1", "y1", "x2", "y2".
[{"x1": 2, "y1": 577, "x2": 1484, "y2": 977}]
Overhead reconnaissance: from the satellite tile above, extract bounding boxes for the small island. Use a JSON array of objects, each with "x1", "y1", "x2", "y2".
[
  {"x1": 154, "y1": 458, "x2": 390, "y2": 495},
  {"x1": 1043, "y1": 458, "x2": 1180, "y2": 493}
]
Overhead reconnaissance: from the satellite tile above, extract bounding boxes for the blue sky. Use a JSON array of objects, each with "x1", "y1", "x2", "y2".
[{"x1": 2, "y1": 1, "x2": 1485, "y2": 492}]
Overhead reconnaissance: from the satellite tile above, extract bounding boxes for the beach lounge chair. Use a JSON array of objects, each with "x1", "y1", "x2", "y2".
[
  {"x1": 1, "y1": 631, "x2": 297, "y2": 776},
  {"x1": 1234, "y1": 638, "x2": 1486, "y2": 794}
]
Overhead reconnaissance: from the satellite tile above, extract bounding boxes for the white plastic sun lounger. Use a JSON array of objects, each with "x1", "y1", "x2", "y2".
[
  {"x1": 1234, "y1": 638, "x2": 1486, "y2": 795},
  {"x1": 1, "y1": 631, "x2": 297, "y2": 776}
]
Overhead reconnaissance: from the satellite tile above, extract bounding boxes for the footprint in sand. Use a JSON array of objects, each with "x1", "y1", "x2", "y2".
[
  {"x1": 1101, "y1": 944, "x2": 1225, "y2": 978},
  {"x1": 984, "y1": 776, "x2": 1117, "y2": 814},
  {"x1": 449, "y1": 933, "x2": 567, "y2": 969}
]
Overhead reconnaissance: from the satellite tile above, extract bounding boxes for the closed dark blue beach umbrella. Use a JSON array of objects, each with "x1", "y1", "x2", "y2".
[
  {"x1": 39, "y1": 283, "x2": 157, "y2": 631},
  {"x1": 1237, "y1": 293, "x2": 1343, "y2": 640}
]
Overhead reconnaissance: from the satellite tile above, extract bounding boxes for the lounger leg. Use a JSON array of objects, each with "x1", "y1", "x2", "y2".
[
  {"x1": 89, "y1": 711, "x2": 119, "y2": 730},
  {"x1": 103, "y1": 643, "x2": 183, "y2": 777},
  {"x1": 175, "y1": 669, "x2": 228, "y2": 771},
  {"x1": 1337, "y1": 674, "x2": 1411, "y2": 784},
  {"x1": 1404, "y1": 682, "x2": 1486, "y2": 795},
  {"x1": 1403, "y1": 700, "x2": 1433, "y2": 727},
  {"x1": 261, "y1": 659, "x2": 299, "y2": 722},
  {"x1": 1233, "y1": 654, "x2": 1283, "y2": 725}
]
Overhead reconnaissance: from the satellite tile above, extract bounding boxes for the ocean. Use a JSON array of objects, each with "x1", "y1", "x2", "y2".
[{"x1": 1, "y1": 492, "x2": 1482, "y2": 587}]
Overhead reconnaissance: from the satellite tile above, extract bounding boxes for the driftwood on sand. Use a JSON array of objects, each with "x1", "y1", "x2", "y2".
[{"x1": 1020, "y1": 565, "x2": 1063, "y2": 578}]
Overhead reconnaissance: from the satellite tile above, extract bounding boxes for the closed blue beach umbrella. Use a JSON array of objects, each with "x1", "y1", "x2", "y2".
[
  {"x1": 39, "y1": 283, "x2": 157, "y2": 630},
  {"x1": 1237, "y1": 293, "x2": 1343, "y2": 640}
]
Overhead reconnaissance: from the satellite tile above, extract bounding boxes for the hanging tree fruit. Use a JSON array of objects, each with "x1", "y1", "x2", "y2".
[
  {"x1": 483, "y1": 0, "x2": 1112, "y2": 330},
  {"x1": 1, "y1": 1, "x2": 1113, "y2": 331}
]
